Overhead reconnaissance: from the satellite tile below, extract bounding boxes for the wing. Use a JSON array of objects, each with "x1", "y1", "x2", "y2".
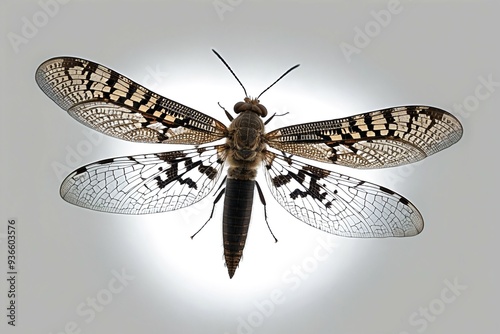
[
  {"x1": 263, "y1": 151, "x2": 423, "y2": 237},
  {"x1": 266, "y1": 106, "x2": 463, "y2": 168},
  {"x1": 60, "y1": 145, "x2": 227, "y2": 214},
  {"x1": 36, "y1": 57, "x2": 227, "y2": 144}
]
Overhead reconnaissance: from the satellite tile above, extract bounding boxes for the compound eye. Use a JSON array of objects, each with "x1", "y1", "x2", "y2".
[
  {"x1": 256, "y1": 104, "x2": 268, "y2": 117},
  {"x1": 233, "y1": 101, "x2": 246, "y2": 113},
  {"x1": 233, "y1": 99, "x2": 267, "y2": 117}
]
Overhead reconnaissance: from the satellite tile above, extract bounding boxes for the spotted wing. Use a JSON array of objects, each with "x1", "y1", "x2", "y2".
[
  {"x1": 36, "y1": 57, "x2": 227, "y2": 144},
  {"x1": 60, "y1": 145, "x2": 226, "y2": 214},
  {"x1": 263, "y1": 151, "x2": 423, "y2": 237},
  {"x1": 266, "y1": 106, "x2": 463, "y2": 168}
]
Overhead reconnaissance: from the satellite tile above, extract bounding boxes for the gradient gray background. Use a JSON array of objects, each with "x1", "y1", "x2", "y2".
[{"x1": 1, "y1": 0, "x2": 498, "y2": 333}]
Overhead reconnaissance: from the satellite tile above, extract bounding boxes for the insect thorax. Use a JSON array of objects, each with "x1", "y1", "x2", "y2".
[{"x1": 226, "y1": 110, "x2": 267, "y2": 180}]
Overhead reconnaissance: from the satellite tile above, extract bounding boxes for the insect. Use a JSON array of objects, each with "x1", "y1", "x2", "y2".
[{"x1": 36, "y1": 51, "x2": 463, "y2": 278}]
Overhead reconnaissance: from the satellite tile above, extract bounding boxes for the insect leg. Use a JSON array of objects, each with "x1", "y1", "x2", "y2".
[
  {"x1": 264, "y1": 111, "x2": 290, "y2": 125},
  {"x1": 217, "y1": 102, "x2": 234, "y2": 121},
  {"x1": 255, "y1": 181, "x2": 278, "y2": 243},
  {"x1": 190, "y1": 177, "x2": 227, "y2": 239}
]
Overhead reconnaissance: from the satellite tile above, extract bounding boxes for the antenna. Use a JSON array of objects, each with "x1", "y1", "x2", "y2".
[
  {"x1": 212, "y1": 49, "x2": 248, "y2": 97},
  {"x1": 212, "y1": 49, "x2": 300, "y2": 99},
  {"x1": 257, "y1": 64, "x2": 300, "y2": 99}
]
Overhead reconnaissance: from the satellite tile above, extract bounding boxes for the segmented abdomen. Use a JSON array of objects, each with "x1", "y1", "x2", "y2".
[{"x1": 223, "y1": 178, "x2": 255, "y2": 278}]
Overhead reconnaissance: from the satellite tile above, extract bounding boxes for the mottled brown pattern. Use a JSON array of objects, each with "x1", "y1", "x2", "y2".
[{"x1": 37, "y1": 56, "x2": 463, "y2": 278}]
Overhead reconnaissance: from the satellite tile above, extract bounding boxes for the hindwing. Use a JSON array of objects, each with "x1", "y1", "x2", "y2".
[
  {"x1": 60, "y1": 145, "x2": 227, "y2": 214},
  {"x1": 263, "y1": 151, "x2": 423, "y2": 237}
]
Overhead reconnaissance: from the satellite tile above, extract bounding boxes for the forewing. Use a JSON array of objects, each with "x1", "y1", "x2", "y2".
[
  {"x1": 60, "y1": 145, "x2": 226, "y2": 214},
  {"x1": 266, "y1": 106, "x2": 463, "y2": 168},
  {"x1": 263, "y1": 152, "x2": 423, "y2": 237},
  {"x1": 36, "y1": 57, "x2": 227, "y2": 144}
]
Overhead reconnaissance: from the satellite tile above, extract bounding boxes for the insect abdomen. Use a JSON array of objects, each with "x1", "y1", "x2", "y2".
[{"x1": 223, "y1": 178, "x2": 255, "y2": 278}]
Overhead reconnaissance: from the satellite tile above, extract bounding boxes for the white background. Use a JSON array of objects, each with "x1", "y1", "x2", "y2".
[{"x1": 1, "y1": 0, "x2": 498, "y2": 333}]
